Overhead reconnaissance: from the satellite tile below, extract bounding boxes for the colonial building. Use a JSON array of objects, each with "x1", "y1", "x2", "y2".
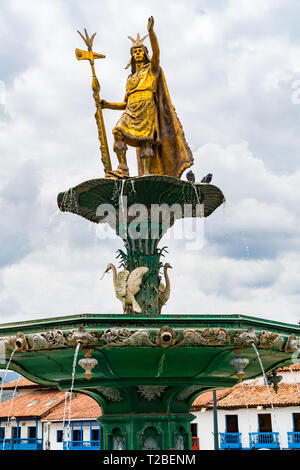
[
  {"x1": 0, "y1": 365, "x2": 300, "y2": 450},
  {"x1": 0, "y1": 378, "x2": 101, "y2": 450},
  {"x1": 191, "y1": 364, "x2": 300, "y2": 450}
]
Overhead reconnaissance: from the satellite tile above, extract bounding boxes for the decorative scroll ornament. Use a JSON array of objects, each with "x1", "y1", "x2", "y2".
[
  {"x1": 233, "y1": 327, "x2": 258, "y2": 347},
  {"x1": 23, "y1": 330, "x2": 67, "y2": 351},
  {"x1": 258, "y1": 330, "x2": 284, "y2": 351},
  {"x1": 100, "y1": 328, "x2": 155, "y2": 347},
  {"x1": 66, "y1": 327, "x2": 98, "y2": 347},
  {"x1": 0, "y1": 327, "x2": 297, "y2": 354},
  {"x1": 29, "y1": 334, "x2": 49, "y2": 350},
  {"x1": 177, "y1": 329, "x2": 208, "y2": 347},
  {"x1": 285, "y1": 334, "x2": 300, "y2": 353},
  {"x1": 137, "y1": 386, "x2": 167, "y2": 401},
  {"x1": 201, "y1": 328, "x2": 230, "y2": 346},
  {"x1": 177, "y1": 327, "x2": 229, "y2": 347},
  {"x1": 44, "y1": 330, "x2": 67, "y2": 347}
]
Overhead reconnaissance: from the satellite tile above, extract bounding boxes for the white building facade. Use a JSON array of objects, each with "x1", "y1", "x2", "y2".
[{"x1": 191, "y1": 367, "x2": 300, "y2": 450}]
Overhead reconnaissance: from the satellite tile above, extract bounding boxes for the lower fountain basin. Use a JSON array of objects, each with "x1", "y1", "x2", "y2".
[{"x1": 0, "y1": 313, "x2": 299, "y2": 396}]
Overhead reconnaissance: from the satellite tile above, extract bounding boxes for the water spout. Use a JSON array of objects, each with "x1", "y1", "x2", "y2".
[
  {"x1": 65, "y1": 342, "x2": 80, "y2": 449},
  {"x1": 2, "y1": 376, "x2": 21, "y2": 450},
  {"x1": 252, "y1": 343, "x2": 279, "y2": 437},
  {"x1": 0, "y1": 347, "x2": 17, "y2": 403}
]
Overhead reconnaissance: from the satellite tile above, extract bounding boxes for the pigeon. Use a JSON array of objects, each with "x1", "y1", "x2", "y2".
[
  {"x1": 186, "y1": 170, "x2": 195, "y2": 183},
  {"x1": 201, "y1": 173, "x2": 212, "y2": 183}
]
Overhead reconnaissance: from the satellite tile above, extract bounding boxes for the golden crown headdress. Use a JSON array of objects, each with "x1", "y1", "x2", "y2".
[
  {"x1": 125, "y1": 33, "x2": 150, "y2": 69},
  {"x1": 128, "y1": 33, "x2": 148, "y2": 48}
]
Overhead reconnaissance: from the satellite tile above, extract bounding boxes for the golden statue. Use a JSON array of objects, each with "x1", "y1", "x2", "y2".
[{"x1": 77, "y1": 17, "x2": 194, "y2": 179}]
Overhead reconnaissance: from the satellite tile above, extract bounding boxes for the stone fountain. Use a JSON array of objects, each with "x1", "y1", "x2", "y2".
[{"x1": 1, "y1": 18, "x2": 299, "y2": 450}]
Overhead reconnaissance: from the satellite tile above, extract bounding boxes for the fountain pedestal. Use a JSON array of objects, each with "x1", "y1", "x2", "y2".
[{"x1": 57, "y1": 175, "x2": 224, "y2": 317}]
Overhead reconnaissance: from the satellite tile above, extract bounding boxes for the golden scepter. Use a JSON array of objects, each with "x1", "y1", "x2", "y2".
[{"x1": 76, "y1": 29, "x2": 112, "y2": 174}]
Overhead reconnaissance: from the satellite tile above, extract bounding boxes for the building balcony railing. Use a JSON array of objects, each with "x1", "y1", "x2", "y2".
[
  {"x1": 63, "y1": 440, "x2": 101, "y2": 450},
  {"x1": 287, "y1": 432, "x2": 300, "y2": 449},
  {"x1": 220, "y1": 432, "x2": 242, "y2": 449},
  {"x1": 249, "y1": 432, "x2": 280, "y2": 449},
  {"x1": 0, "y1": 438, "x2": 43, "y2": 450}
]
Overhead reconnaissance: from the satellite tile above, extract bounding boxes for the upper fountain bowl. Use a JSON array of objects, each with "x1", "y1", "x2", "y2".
[{"x1": 57, "y1": 175, "x2": 225, "y2": 225}]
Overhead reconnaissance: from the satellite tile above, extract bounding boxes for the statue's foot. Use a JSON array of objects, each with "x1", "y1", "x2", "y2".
[{"x1": 105, "y1": 167, "x2": 130, "y2": 179}]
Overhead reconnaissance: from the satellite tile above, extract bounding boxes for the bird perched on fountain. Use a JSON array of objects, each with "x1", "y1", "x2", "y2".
[
  {"x1": 201, "y1": 173, "x2": 212, "y2": 183},
  {"x1": 186, "y1": 170, "x2": 195, "y2": 183},
  {"x1": 158, "y1": 263, "x2": 172, "y2": 314},
  {"x1": 103, "y1": 264, "x2": 149, "y2": 314}
]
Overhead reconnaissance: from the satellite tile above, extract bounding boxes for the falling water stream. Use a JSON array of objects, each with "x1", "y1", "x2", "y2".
[
  {"x1": 252, "y1": 343, "x2": 279, "y2": 436},
  {"x1": 62, "y1": 391, "x2": 70, "y2": 446},
  {"x1": 2, "y1": 376, "x2": 21, "y2": 450},
  {"x1": 130, "y1": 179, "x2": 136, "y2": 194},
  {"x1": 0, "y1": 348, "x2": 17, "y2": 403},
  {"x1": 119, "y1": 179, "x2": 126, "y2": 224},
  {"x1": 65, "y1": 343, "x2": 80, "y2": 449},
  {"x1": 190, "y1": 182, "x2": 200, "y2": 204}
]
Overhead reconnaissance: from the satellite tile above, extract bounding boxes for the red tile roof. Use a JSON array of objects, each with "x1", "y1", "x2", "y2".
[
  {"x1": 1, "y1": 378, "x2": 38, "y2": 390},
  {"x1": 0, "y1": 388, "x2": 101, "y2": 420},
  {"x1": 0, "y1": 390, "x2": 66, "y2": 419},
  {"x1": 44, "y1": 393, "x2": 101, "y2": 420},
  {"x1": 191, "y1": 383, "x2": 300, "y2": 410},
  {"x1": 277, "y1": 363, "x2": 300, "y2": 372},
  {"x1": 191, "y1": 388, "x2": 232, "y2": 409}
]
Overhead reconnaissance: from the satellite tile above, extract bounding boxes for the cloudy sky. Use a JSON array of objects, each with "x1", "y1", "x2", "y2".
[{"x1": 0, "y1": 0, "x2": 300, "y2": 325}]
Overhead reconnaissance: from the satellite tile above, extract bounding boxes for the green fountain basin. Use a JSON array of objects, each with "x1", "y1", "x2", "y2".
[
  {"x1": 57, "y1": 175, "x2": 225, "y2": 223},
  {"x1": 1, "y1": 313, "x2": 299, "y2": 392},
  {"x1": 1, "y1": 313, "x2": 299, "y2": 449}
]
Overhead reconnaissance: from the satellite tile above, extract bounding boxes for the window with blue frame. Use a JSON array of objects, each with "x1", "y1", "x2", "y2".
[
  {"x1": 72, "y1": 429, "x2": 83, "y2": 442},
  {"x1": 28, "y1": 426, "x2": 36, "y2": 439},
  {"x1": 258, "y1": 414, "x2": 272, "y2": 432},
  {"x1": 91, "y1": 428, "x2": 99, "y2": 441},
  {"x1": 293, "y1": 413, "x2": 300, "y2": 432},
  {"x1": 11, "y1": 426, "x2": 20, "y2": 439},
  {"x1": 226, "y1": 415, "x2": 239, "y2": 433},
  {"x1": 0, "y1": 427, "x2": 4, "y2": 439}
]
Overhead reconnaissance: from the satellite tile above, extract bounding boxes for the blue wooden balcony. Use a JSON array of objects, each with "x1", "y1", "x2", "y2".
[
  {"x1": 0, "y1": 438, "x2": 43, "y2": 450},
  {"x1": 63, "y1": 440, "x2": 101, "y2": 450},
  {"x1": 220, "y1": 433, "x2": 242, "y2": 449},
  {"x1": 287, "y1": 432, "x2": 300, "y2": 449},
  {"x1": 249, "y1": 432, "x2": 280, "y2": 449}
]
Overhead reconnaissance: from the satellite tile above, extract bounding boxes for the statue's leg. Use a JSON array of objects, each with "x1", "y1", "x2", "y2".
[
  {"x1": 112, "y1": 130, "x2": 129, "y2": 176},
  {"x1": 140, "y1": 142, "x2": 154, "y2": 176}
]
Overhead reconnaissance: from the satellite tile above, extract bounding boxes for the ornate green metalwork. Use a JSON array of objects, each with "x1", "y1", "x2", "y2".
[{"x1": 0, "y1": 314, "x2": 299, "y2": 449}]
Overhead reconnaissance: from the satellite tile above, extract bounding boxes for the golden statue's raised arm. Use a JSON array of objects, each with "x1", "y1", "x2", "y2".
[{"x1": 148, "y1": 16, "x2": 160, "y2": 72}]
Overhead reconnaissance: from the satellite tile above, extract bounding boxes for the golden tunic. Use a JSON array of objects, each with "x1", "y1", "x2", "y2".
[{"x1": 114, "y1": 63, "x2": 159, "y2": 146}]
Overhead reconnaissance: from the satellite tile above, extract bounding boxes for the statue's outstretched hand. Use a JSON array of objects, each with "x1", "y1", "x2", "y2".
[{"x1": 147, "y1": 16, "x2": 154, "y2": 32}]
